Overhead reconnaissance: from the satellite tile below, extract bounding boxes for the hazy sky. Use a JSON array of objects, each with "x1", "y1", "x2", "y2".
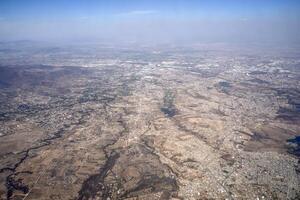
[{"x1": 0, "y1": 0, "x2": 300, "y2": 45}]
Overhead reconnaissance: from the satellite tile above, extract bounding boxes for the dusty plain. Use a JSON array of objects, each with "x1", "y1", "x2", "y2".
[{"x1": 0, "y1": 43, "x2": 299, "y2": 199}]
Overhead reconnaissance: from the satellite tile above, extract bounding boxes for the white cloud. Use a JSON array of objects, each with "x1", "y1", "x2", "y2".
[
  {"x1": 116, "y1": 10, "x2": 158, "y2": 17},
  {"x1": 127, "y1": 10, "x2": 157, "y2": 15},
  {"x1": 240, "y1": 18, "x2": 249, "y2": 21},
  {"x1": 79, "y1": 16, "x2": 89, "y2": 20}
]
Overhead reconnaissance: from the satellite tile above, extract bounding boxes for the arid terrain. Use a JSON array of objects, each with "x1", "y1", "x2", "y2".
[{"x1": 0, "y1": 43, "x2": 299, "y2": 200}]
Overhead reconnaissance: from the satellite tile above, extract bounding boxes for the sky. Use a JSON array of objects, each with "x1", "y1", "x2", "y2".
[{"x1": 0, "y1": 0, "x2": 300, "y2": 45}]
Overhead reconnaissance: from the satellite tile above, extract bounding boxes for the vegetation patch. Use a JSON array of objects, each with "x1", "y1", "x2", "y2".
[{"x1": 161, "y1": 90, "x2": 177, "y2": 117}]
